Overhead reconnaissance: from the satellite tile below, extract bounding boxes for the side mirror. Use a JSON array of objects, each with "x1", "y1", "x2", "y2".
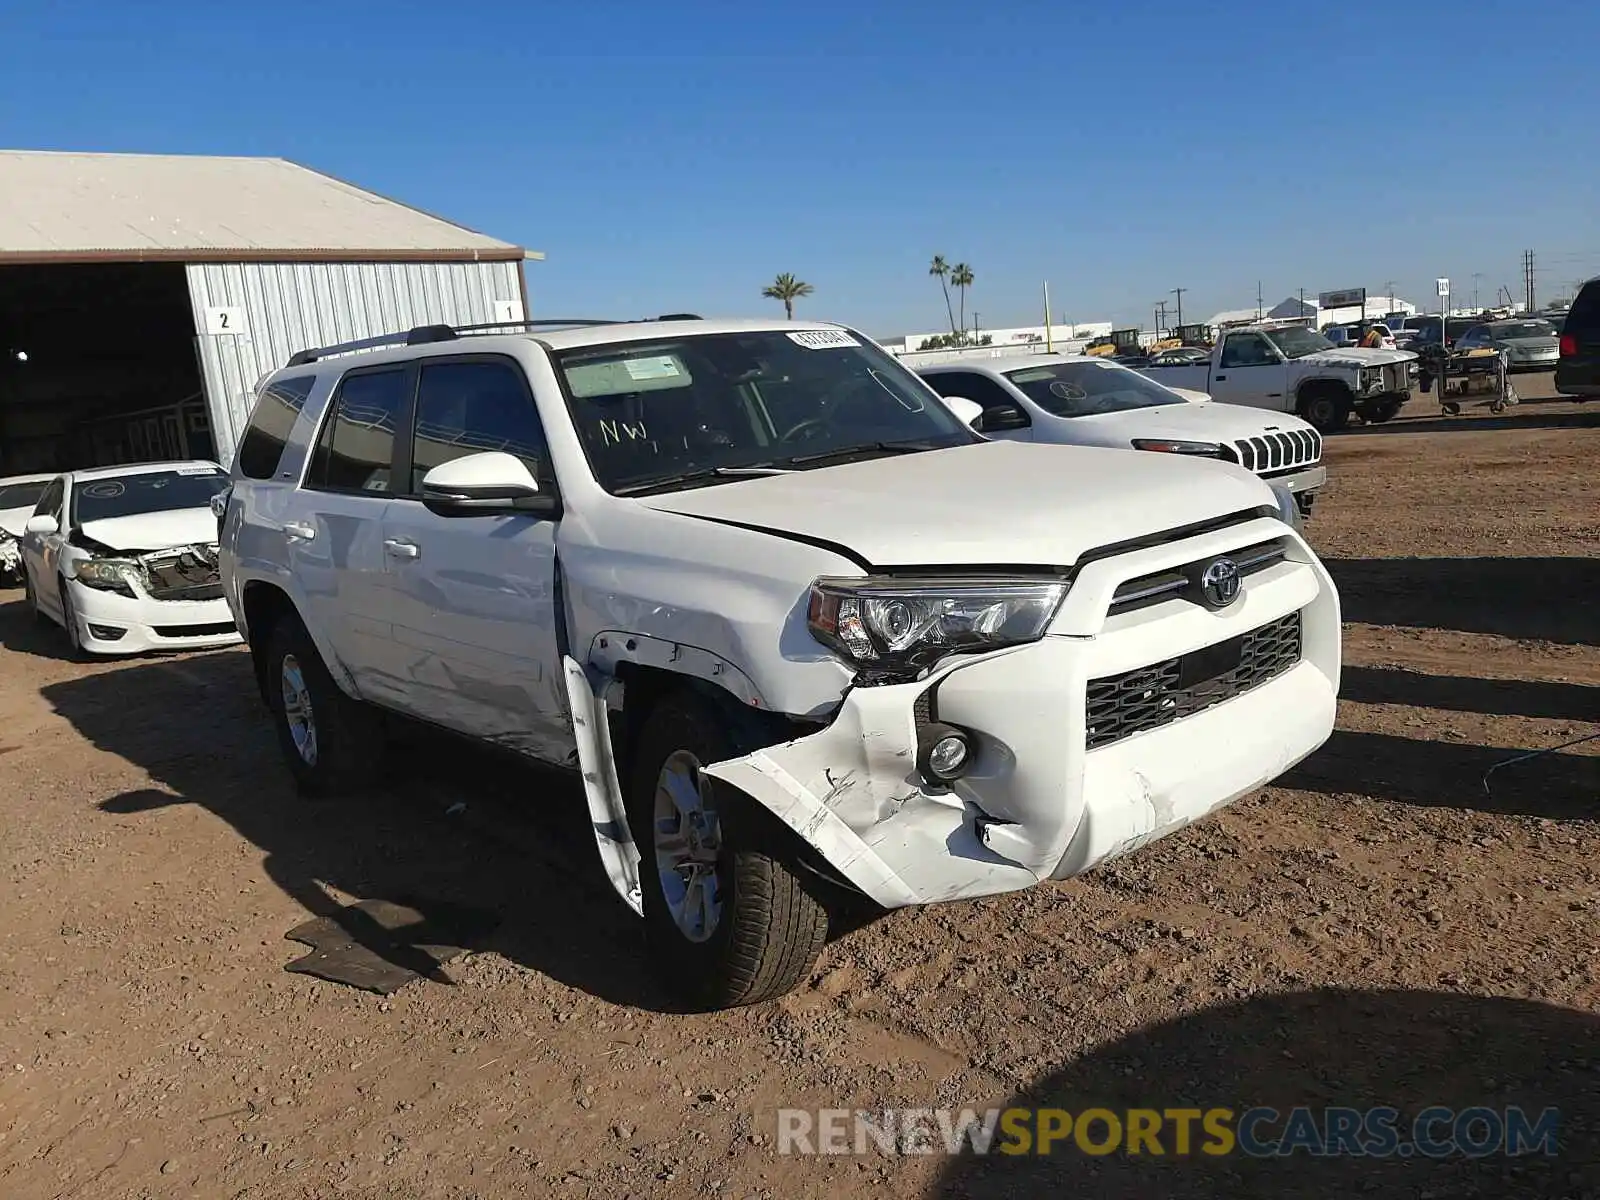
[
  {"x1": 420, "y1": 451, "x2": 558, "y2": 518},
  {"x1": 940, "y1": 396, "x2": 985, "y2": 428},
  {"x1": 977, "y1": 405, "x2": 1031, "y2": 432},
  {"x1": 25, "y1": 514, "x2": 58, "y2": 537}
]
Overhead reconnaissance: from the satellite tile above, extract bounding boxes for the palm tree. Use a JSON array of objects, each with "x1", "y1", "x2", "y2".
[
  {"x1": 950, "y1": 263, "x2": 975, "y2": 336},
  {"x1": 761, "y1": 273, "x2": 814, "y2": 319},
  {"x1": 929, "y1": 255, "x2": 957, "y2": 335}
]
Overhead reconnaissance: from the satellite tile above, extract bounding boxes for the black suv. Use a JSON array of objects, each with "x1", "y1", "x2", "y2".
[{"x1": 1555, "y1": 276, "x2": 1599, "y2": 397}]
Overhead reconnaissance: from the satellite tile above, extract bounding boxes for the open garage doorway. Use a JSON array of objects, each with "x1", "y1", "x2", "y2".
[{"x1": 0, "y1": 263, "x2": 211, "y2": 476}]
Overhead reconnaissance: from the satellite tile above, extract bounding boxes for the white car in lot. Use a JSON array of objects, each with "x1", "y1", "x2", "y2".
[
  {"x1": 219, "y1": 317, "x2": 1341, "y2": 1010},
  {"x1": 20, "y1": 461, "x2": 242, "y2": 655},
  {"x1": 914, "y1": 355, "x2": 1327, "y2": 518},
  {"x1": 0, "y1": 472, "x2": 57, "y2": 585}
]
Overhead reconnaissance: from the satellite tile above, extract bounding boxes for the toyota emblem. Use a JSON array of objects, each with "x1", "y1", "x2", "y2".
[{"x1": 1199, "y1": 558, "x2": 1241, "y2": 609}]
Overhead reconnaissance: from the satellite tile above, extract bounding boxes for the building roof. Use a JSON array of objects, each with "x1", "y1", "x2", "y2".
[{"x1": 0, "y1": 150, "x2": 534, "y2": 264}]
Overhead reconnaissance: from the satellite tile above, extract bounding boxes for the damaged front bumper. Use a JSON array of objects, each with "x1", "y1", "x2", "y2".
[{"x1": 569, "y1": 520, "x2": 1341, "y2": 913}]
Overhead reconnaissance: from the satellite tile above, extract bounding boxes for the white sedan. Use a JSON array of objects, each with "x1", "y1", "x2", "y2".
[
  {"x1": 915, "y1": 354, "x2": 1327, "y2": 518},
  {"x1": 0, "y1": 472, "x2": 57, "y2": 586},
  {"x1": 19, "y1": 461, "x2": 242, "y2": 656}
]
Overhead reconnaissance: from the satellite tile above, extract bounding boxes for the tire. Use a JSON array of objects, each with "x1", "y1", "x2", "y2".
[
  {"x1": 22, "y1": 566, "x2": 47, "y2": 624},
  {"x1": 627, "y1": 690, "x2": 829, "y2": 1010},
  {"x1": 56, "y1": 576, "x2": 84, "y2": 657},
  {"x1": 263, "y1": 613, "x2": 384, "y2": 797},
  {"x1": 1362, "y1": 399, "x2": 1402, "y2": 424},
  {"x1": 1297, "y1": 387, "x2": 1350, "y2": 433}
]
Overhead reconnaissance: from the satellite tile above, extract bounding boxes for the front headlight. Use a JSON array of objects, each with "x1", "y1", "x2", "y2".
[
  {"x1": 807, "y1": 576, "x2": 1067, "y2": 673},
  {"x1": 1129, "y1": 438, "x2": 1225, "y2": 457},
  {"x1": 72, "y1": 558, "x2": 145, "y2": 596}
]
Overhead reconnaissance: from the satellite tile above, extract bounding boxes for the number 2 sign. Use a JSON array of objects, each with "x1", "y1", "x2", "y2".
[{"x1": 204, "y1": 306, "x2": 246, "y2": 336}]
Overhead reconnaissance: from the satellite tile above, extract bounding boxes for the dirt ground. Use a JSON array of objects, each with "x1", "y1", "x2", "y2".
[{"x1": 1, "y1": 377, "x2": 1596, "y2": 1200}]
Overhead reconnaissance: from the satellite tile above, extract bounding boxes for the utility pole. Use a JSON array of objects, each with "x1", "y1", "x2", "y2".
[
  {"x1": 1155, "y1": 300, "x2": 1168, "y2": 336},
  {"x1": 973, "y1": 312, "x2": 980, "y2": 340},
  {"x1": 1255, "y1": 280, "x2": 1263, "y2": 320},
  {"x1": 1171, "y1": 287, "x2": 1186, "y2": 329},
  {"x1": 1383, "y1": 280, "x2": 1396, "y2": 312},
  {"x1": 1523, "y1": 250, "x2": 1536, "y2": 312}
]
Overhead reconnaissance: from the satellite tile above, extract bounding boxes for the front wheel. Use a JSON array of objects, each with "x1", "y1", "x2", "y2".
[
  {"x1": 1362, "y1": 398, "x2": 1403, "y2": 423},
  {"x1": 628, "y1": 692, "x2": 829, "y2": 1010},
  {"x1": 57, "y1": 577, "x2": 84, "y2": 657},
  {"x1": 1297, "y1": 389, "x2": 1350, "y2": 433},
  {"x1": 264, "y1": 614, "x2": 385, "y2": 797}
]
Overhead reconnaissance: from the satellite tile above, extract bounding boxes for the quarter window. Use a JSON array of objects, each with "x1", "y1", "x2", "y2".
[
  {"x1": 409, "y1": 360, "x2": 552, "y2": 493},
  {"x1": 307, "y1": 368, "x2": 410, "y2": 493},
  {"x1": 237, "y1": 375, "x2": 316, "y2": 480}
]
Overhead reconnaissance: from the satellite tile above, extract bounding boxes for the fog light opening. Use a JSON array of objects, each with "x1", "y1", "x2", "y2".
[
  {"x1": 917, "y1": 721, "x2": 974, "y2": 785},
  {"x1": 86, "y1": 624, "x2": 126, "y2": 641}
]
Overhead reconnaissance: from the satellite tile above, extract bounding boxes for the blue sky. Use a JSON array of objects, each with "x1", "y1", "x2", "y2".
[{"x1": 2, "y1": 0, "x2": 1597, "y2": 336}]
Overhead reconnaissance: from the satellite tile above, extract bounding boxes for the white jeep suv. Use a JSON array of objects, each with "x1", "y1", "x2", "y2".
[{"x1": 218, "y1": 317, "x2": 1341, "y2": 1009}]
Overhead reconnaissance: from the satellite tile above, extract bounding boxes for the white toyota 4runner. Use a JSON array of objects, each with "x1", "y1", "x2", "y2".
[{"x1": 217, "y1": 317, "x2": 1341, "y2": 1009}]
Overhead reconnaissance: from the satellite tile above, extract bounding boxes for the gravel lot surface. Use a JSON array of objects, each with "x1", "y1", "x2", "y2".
[{"x1": 1, "y1": 376, "x2": 1596, "y2": 1199}]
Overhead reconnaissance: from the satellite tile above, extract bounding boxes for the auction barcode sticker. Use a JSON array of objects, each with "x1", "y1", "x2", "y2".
[{"x1": 787, "y1": 330, "x2": 860, "y2": 350}]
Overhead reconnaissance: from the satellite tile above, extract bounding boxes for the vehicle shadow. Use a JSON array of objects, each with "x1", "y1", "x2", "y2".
[
  {"x1": 928, "y1": 988, "x2": 1598, "y2": 1199},
  {"x1": 1325, "y1": 557, "x2": 1600, "y2": 645},
  {"x1": 1338, "y1": 403, "x2": 1599, "y2": 437},
  {"x1": 0, "y1": 587, "x2": 81, "y2": 660},
  {"x1": 37, "y1": 642, "x2": 683, "y2": 1011},
  {"x1": 1340, "y1": 665, "x2": 1600, "y2": 723},
  {"x1": 1282, "y1": 728, "x2": 1598, "y2": 819}
]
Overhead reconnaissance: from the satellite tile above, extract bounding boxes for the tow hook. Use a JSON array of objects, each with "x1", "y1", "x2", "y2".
[{"x1": 972, "y1": 808, "x2": 1029, "y2": 865}]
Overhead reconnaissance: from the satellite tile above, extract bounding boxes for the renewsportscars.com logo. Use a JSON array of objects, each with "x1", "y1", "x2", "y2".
[{"x1": 777, "y1": 1106, "x2": 1560, "y2": 1159}]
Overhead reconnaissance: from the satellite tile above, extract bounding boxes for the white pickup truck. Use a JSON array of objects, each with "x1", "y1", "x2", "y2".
[
  {"x1": 219, "y1": 316, "x2": 1341, "y2": 1010},
  {"x1": 1140, "y1": 322, "x2": 1417, "y2": 432}
]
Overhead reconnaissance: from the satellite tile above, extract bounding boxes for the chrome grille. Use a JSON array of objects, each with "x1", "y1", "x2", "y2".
[
  {"x1": 1232, "y1": 429, "x2": 1321, "y2": 475},
  {"x1": 1107, "y1": 539, "x2": 1287, "y2": 617},
  {"x1": 140, "y1": 546, "x2": 223, "y2": 602},
  {"x1": 1085, "y1": 611, "x2": 1303, "y2": 751}
]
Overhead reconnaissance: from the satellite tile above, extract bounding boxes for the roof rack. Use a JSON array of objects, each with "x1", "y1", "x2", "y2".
[{"x1": 285, "y1": 314, "x2": 705, "y2": 366}]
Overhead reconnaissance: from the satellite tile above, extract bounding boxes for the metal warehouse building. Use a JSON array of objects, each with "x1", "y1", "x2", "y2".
[{"x1": 0, "y1": 149, "x2": 538, "y2": 475}]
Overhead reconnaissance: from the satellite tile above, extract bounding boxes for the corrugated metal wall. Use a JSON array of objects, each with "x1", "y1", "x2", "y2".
[{"x1": 186, "y1": 260, "x2": 525, "y2": 465}]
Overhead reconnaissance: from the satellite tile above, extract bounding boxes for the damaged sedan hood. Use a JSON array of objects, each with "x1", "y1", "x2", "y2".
[
  {"x1": 636, "y1": 441, "x2": 1275, "y2": 568},
  {"x1": 76, "y1": 507, "x2": 217, "y2": 553}
]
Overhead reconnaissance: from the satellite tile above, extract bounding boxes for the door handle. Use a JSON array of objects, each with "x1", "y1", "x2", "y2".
[
  {"x1": 283, "y1": 521, "x2": 316, "y2": 541},
  {"x1": 1214, "y1": 374, "x2": 1227, "y2": 381},
  {"x1": 384, "y1": 537, "x2": 420, "y2": 560}
]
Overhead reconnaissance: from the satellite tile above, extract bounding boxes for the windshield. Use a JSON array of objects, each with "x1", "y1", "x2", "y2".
[
  {"x1": 1489, "y1": 321, "x2": 1556, "y2": 339},
  {"x1": 1003, "y1": 360, "x2": 1185, "y2": 417},
  {"x1": 0, "y1": 481, "x2": 48, "y2": 510},
  {"x1": 71, "y1": 468, "x2": 229, "y2": 525},
  {"x1": 1264, "y1": 327, "x2": 1336, "y2": 358},
  {"x1": 553, "y1": 329, "x2": 974, "y2": 493}
]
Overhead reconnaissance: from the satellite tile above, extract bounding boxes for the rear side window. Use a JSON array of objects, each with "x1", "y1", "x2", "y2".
[
  {"x1": 1565, "y1": 280, "x2": 1600, "y2": 332},
  {"x1": 237, "y1": 375, "x2": 316, "y2": 480},
  {"x1": 408, "y1": 359, "x2": 552, "y2": 493},
  {"x1": 307, "y1": 368, "x2": 411, "y2": 493}
]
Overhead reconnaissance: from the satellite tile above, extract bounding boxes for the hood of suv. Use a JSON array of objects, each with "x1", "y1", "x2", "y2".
[
  {"x1": 636, "y1": 441, "x2": 1275, "y2": 568},
  {"x1": 1058, "y1": 400, "x2": 1316, "y2": 447},
  {"x1": 76, "y1": 507, "x2": 217, "y2": 553}
]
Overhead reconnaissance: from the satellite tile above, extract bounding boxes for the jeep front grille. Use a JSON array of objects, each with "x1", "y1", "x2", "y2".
[
  {"x1": 1230, "y1": 430, "x2": 1321, "y2": 475},
  {"x1": 1085, "y1": 610, "x2": 1303, "y2": 751}
]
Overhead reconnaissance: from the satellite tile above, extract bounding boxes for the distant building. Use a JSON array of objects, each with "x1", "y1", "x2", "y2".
[{"x1": 1205, "y1": 294, "x2": 1418, "y2": 332}]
